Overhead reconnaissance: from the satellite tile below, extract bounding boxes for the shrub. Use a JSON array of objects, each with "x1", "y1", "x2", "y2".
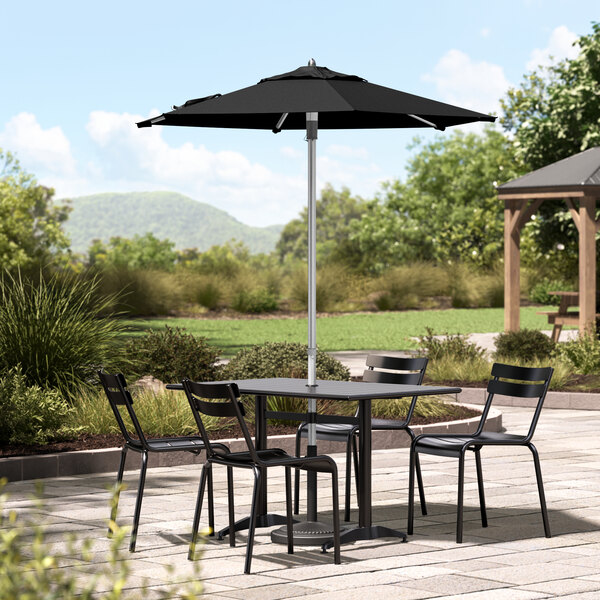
[
  {"x1": 0, "y1": 270, "x2": 126, "y2": 397},
  {"x1": 231, "y1": 288, "x2": 279, "y2": 313},
  {"x1": 0, "y1": 366, "x2": 75, "y2": 445},
  {"x1": 418, "y1": 327, "x2": 485, "y2": 362},
  {"x1": 126, "y1": 325, "x2": 221, "y2": 384},
  {"x1": 494, "y1": 329, "x2": 555, "y2": 362},
  {"x1": 223, "y1": 342, "x2": 350, "y2": 423},
  {"x1": 553, "y1": 332, "x2": 600, "y2": 375},
  {"x1": 528, "y1": 279, "x2": 572, "y2": 306}
]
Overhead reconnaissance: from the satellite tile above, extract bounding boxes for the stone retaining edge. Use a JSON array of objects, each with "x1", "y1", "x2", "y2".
[{"x1": 0, "y1": 403, "x2": 500, "y2": 483}]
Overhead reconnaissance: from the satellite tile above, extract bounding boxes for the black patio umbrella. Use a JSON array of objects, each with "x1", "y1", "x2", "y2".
[{"x1": 138, "y1": 60, "x2": 495, "y2": 542}]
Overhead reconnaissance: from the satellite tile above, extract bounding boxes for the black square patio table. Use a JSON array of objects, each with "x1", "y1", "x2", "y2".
[{"x1": 168, "y1": 377, "x2": 460, "y2": 549}]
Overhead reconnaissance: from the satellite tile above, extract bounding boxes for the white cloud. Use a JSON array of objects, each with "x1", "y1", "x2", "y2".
[
  {"x1": 0, "y1": 112, "x2": 76, "y2": 176},
  {"x1": 280, "y1": 145, "x2": 302, "y2": 159},
  {"x1": 526, "y1": 25, "x2": 579, "y2": 71},
  {"x1": 422, "y1": 49, "x2": 510, "y2": 118}
]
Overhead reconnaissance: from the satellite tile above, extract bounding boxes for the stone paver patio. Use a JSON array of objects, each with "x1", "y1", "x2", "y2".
[{"x1": 4, "y1": 405, "x2": 600, "y2": 599}]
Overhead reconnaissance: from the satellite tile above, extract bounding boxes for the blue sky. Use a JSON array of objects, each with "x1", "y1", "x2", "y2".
[{"x1": 1, "y1": 1, "x2": 597, "y2": 227}]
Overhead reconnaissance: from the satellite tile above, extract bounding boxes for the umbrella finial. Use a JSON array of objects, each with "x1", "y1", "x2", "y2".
[{"x1": 308, "y1": 58, "x2": 316, "y2": 66}]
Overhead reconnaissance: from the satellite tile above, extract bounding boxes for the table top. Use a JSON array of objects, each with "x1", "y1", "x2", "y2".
[{"x1": 168, "y1": 378, "x2": 460, "y2": 400}]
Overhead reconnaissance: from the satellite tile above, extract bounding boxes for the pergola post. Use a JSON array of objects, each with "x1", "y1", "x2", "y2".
[
  {"x1": 504, "y1": 198, "x2": 521, "y2": 331},
  {"x1": 579, "y1": 196, "x2": 597, "y2": 335}
]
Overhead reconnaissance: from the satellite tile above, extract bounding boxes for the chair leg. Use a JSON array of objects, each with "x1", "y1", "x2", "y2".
[
  {"x1": 529, "y1": 443, "x2": 551, "y2": 538},
  {"x1": 130, "y1": 451, "x2": 148, "y2": 552},
  {"x1": 414, "y1": 453, "x2": 428, "y2": 516},
  {"x1": 457, "y1": 452, "x2": 465, "y2": 544},
  {"x1": 474, "y1": 449, "x2": 487, "y2": 528},
  {"x1": 344, "y1": 434, "x2": 353, "y2": 522},
  {"x1": 407, "y1": 429, "x2": 427, "y2": 516},
  {"x1": 189, "y1": 463, "x2": 209, "y2": 560},
  {"x1": 285, "y1": 467, "x2": 294, "y2": 555},
  {"x1": 352, "y1": 432, "x2": 360, "y2": 504},
  {"x1": 244, "y1": 466, "x2": 261, "y2": 574},
  {"x1": 108, "y1": 446, "x2": 128, "y2": 536},
  {"x1": 407, "y1": 446, "x2": 416, "y2": 535},
  {"x1": 293, "y1": 430, "x2": 302, "y2": 515},
  {"x1": 207, "y1": 463, "x2": 215, "y2": 536},
  {"x1": 330, "y1": 469, "x2": 341, "y2": 564},
  {"x1": 227, "y1": 466, "x2": 235, "y2": 547}
]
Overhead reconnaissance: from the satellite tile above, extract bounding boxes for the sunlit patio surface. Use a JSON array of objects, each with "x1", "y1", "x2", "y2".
[{"x1": 5, "y1": 405, "x2": 600, "y2": 599}]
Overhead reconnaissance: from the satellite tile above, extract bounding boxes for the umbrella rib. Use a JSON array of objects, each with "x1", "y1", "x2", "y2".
[{"x1": 408, "y1": 113, "x2": 444, "y2": 131}]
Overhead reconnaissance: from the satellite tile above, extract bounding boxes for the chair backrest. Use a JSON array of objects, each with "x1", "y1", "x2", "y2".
[
  {"x1": 182, "y1": 380, "x2": 258, "y2": 462},
  {"x1": 98, "y1": 370, "x2": 149, "y2": 449},
  {"x1": 361, "y1": 355, "x2": 429, "y2": 420},
  {"x1": 476, "y1": 363, "x2": 554, "y2": 440}
]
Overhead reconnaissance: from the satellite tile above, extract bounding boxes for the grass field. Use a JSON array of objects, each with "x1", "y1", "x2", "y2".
[{"x1": 124, "y1": 306, "x2": 560, "y2": 357}]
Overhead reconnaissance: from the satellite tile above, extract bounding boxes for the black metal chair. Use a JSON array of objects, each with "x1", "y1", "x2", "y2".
[
  {"x1": 407, "y1": 362, "x2": 553, "y2": 543},
  {"x1": 98, "y1": 370, "x2": 228, "y2": 552},
  {"x1": 294, "y1": 355, "x2": 429, "y2": 521},
  {"x1": 182, "y1": 379, "x2": 341, "y2": 574}
]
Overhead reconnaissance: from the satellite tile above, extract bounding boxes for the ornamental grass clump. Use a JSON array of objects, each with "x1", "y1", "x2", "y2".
[{"x1": 0, "y1": 270, "x2": 126, "y2": 398}]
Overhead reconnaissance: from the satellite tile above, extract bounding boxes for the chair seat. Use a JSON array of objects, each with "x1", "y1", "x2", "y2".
[
  {"x1": 214, "y1": 446, "x2": 336, "y2": 473},
  {"x1": 298, "y1": 422, "x2": 357, "y2": 442},
  {"x1": 127, "y1": 436, "x2": 206, "y2": 453},
  {"x1": 415, "y1": 432, "x2": 527, "y2": 458},
  {"x1": 370, "y1": 417, "x2": 409, "y2": 430}
]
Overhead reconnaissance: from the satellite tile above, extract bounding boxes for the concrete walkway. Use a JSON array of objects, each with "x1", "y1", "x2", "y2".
[{"x1": 4, "y1": 405, "x2": 600, "y2": 599}]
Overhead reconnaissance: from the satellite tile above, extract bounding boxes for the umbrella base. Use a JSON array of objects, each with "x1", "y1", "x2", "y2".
[{"x1": 270, "y1": 520, "x2": 343, "y2": 546}]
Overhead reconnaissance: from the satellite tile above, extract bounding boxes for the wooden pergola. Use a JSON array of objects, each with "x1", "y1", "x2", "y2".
[{"x1": 497, "y1": 147, "x2": 600, "y2": 335}]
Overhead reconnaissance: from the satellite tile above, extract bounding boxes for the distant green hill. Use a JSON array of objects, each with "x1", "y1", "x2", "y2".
[{"x1": 62, "y1": 191, "x2": 283, "y2": 254}]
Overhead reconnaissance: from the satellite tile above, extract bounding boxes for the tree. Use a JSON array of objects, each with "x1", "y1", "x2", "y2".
[
  {"x1": 350, "y1": 128, "x2": 520, "y2": 273},
  {"x1": 87, "y1": 232, "x2": 177, "y2": 271},
  {"x1": 500, "y1": 22, "x2": 600, "y2": 170},
  {"x1": 0, "y1": 149, "x2": 70, "y2": 269},
  {"x1": 275, "y1": 184, "x2": 367, "y2": 265},
  {"x1": 500, "y1": 22, "x2": 600, "y2": 275}
]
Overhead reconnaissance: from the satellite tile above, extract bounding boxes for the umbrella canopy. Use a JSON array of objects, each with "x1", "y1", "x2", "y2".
[{"x1": 138, "y1": 64, "x2": 494, "y2": 132}]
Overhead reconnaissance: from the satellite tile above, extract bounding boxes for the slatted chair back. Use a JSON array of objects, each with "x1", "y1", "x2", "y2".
[
  {"x1": 182, "y1": 380, "x2": 259, "y2": 462},
  {"x1": 98, "y1": 370, "x2": 149, "y2": 450},
  {"x1": 362, "y1": 356, "x2": 429, "y2": 420},
  {"x1": 475, "y1": 363, "x2": 553, "y2": 440}
]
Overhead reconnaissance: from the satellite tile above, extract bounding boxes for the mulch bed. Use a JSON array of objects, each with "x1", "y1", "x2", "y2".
[{"x1": 0, "y1": 406, "x2": 479, "y2": 458}]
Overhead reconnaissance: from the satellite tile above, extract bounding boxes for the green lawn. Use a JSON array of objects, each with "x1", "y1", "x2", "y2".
[{"x1": 124, "y1": 306, "x2": 560, "y2": 357}]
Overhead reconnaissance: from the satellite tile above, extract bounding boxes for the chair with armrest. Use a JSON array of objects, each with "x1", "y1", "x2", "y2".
[
  {"x1": 182, "y1": 379, "x2": 341, "y2": 574},
  {"x1": 294, "y1": 355, "x2": 429, "y2": 521},
  {"x1": 98, "y1": 370, "x2": 228, "y2": 552},
  {"x1": 407, "y1": 362, "x2": 553, "y2": 543}
]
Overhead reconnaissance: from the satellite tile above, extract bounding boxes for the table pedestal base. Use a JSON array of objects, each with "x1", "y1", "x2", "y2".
[
  {"x1": 321, "y1": 525, "x2": 407, "y2": 552},
  {"x1": 270, "y1": 520, "x2": 343, "y2": 546}
]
